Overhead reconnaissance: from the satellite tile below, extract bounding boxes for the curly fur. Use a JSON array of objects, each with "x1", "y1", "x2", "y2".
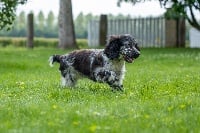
[{"x1": 49, "y1": 34, "x2": 140, "y2": 91}]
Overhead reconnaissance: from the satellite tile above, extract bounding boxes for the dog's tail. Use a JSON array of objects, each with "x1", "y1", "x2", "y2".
[{"x1": 49, "y1": 55, "x2": 61, "y2": 67}]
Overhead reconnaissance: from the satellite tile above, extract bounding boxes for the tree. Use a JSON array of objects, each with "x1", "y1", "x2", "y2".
[
  {"x1": 45, "y1": 11, "x2": 57, "y2": 38},
  {"x1": 37, "y1": 11, "x2": 45, "y2": 30},
  {"x1": 117, "y1": 0, "x2": 200, "y2": 31},
  {"x1": 17, "y1": 11, "x2": 26, "y2": 36},
  {"x1": 0, "y1": 0, "x2": 27, "y2": 30},
  {"x1": 34, "y1": 11, "x2": 46, "y2": 37},
  {"x1": 75, "y1": 12, "x2": 87, "y2": 38},
  {"x1": 18, "y1": 11, "x2": 26, "y2": 29},
  {"x1": 46, "y1": 11, "x2": 55, "y2": 29},
  {"x1": 58, "y1": 0, "x2": 77, "y2": 49}
]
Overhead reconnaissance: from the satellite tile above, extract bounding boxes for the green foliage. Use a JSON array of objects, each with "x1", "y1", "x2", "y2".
[
  {"x1": 0, "y1": 0, "x2": 27, "y2": 30},
  {"x1": 46, "y1": 11, "x2": 55, "y2": 32},
  {"x1": 0, "y1": 47, "x2": 200, "y2": 132},
  {"x1": 0, "y1": 37, "x2": 57, "y2": 47},
  {"x1": 0, "y1": 37, "x2": 88, "y2": 48},
  {"x1": 76, "y1": 39, "x2": 88, "y2": 49},
  {"x1": 74, "y1": 13, "x2": 87, "y2": 38},
  {"x1": 37, "y1": 11, "x2": 45, "y2": 31}
]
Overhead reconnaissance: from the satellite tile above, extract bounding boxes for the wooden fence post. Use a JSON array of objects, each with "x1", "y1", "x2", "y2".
[
  {"x1": 165, "y1": 18, "x2": 185, "y2": 48},
  {"x1": 27, "y1": 13, "x2": 34, "y2": 48},
  {"x1": 177, "y1": 17, "x2": 185, "y2": 47},
  {"x1": 99, "y1": 14, "x2": 107, "y2": 46},
  {"x1": 165, "y1": 19, "x2": 177, "y2": 47}
]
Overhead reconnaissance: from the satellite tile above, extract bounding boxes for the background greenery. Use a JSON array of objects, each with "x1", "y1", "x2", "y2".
[
  {"x1": 0, "y1": 37, "x2": 87, "y2": 49},
  {"x1": 0, "y1": 46, "x2": 200, "y2": 132},
  {"x1": 0, "y1": 11, "x2": 132, "y2": 39}
]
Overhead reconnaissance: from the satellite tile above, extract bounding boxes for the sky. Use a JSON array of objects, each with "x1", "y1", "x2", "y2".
[{"x1": 16, "y1": 0, "x2": 166, "y2": 18}]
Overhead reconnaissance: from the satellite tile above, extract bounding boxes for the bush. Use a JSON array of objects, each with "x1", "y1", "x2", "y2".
[
  {"x1": 77, "y1": 39, "x2": 88, "y2": 49},
  {"x1": 0, "y1": 37, "x2": 88, "y2": 48}
]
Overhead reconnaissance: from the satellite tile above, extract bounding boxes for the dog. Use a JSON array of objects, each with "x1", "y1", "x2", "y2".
[{"x1": 49, "y1": 34, "x2": 140, "y2": 91}]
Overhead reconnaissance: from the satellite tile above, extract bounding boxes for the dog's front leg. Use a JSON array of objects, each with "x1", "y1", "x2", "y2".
[{"x1": 94, "y1": 69, "x2": 123, "y2": 91}]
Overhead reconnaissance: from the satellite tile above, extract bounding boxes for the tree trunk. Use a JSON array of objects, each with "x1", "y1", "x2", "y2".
[
  {"x1": 58, "y1": 0, "x2": 77, "y2": 49},
  {"x1": 99, "y1": 15, "x2": 108, "y2": 46},
  {"x1": 27, "y1": 13, "x2": 34, "y2": 49}
]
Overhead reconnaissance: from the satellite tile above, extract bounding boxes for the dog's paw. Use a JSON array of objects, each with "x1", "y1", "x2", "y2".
[{"x1": 111, "y1": 85, "x2": 124, "y2": 92}]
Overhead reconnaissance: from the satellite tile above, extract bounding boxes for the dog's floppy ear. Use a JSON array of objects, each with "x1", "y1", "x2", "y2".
[
  {"x1": 104, "y1": 35, "x2": 121, "y2": 60},
  {"x1": 108, "y1": 35, "x2": 120, "y2": 42}
]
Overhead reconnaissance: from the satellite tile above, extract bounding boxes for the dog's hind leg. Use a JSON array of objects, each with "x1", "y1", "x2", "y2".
[
  {"x1": 60, "y1": 67, "x2": 77, "y2": 88},
  {"x1": 58, "y1": 57, "x2": 77, "y2": 88}
]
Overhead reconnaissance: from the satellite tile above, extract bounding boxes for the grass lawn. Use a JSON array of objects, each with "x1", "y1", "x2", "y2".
[{"x1": 0, "y1": 47, "x2": 200, "y2": 133}]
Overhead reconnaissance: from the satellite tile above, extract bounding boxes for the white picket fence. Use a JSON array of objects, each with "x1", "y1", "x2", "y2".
[
  {"x1": 189, "y1": 28, "x2": 200, "y2": 48},
  {"x1": 88, "y1": 17, "x2": 166, "y2": 47}
]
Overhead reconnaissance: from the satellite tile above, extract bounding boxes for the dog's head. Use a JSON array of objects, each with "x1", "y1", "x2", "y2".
[{"x1": 104, "y1": 34, "x2": 140, "y2": 63}]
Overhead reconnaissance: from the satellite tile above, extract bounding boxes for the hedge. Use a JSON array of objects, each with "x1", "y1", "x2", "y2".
[{"x1": 0, "y1": 37, "x2": 88, "y2": 48}]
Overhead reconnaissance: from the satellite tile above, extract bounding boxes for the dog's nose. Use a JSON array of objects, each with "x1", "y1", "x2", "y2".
[{"x1": 134, "y1": 51, "x2": 140, "y2": 58}]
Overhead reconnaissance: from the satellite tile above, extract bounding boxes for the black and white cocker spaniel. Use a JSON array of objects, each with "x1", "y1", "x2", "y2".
[{"x1": 49, "y1": 34, "x2": 140, "y2": 91}]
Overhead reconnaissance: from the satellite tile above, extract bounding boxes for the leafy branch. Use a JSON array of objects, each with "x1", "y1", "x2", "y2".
[{"x1": 0, "y1": 0, "x2": 27, "y2": 30}]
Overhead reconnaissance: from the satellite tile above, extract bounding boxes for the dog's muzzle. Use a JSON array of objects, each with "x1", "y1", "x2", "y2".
[{"x1": 123, "y1": 50, "x2": 140, "y2": 63}]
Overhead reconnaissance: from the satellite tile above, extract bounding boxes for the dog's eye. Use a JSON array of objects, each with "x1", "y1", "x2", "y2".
[{"x1": 128, "y1": 44, "x2": 133, "y2": 48}]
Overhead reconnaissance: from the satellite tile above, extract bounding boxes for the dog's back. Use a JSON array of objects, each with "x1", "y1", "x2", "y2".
[{"x1": 49, "y1": 49, "x2": 105, "y2": 78}]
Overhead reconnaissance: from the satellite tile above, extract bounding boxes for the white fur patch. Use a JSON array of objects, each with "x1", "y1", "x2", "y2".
[
  {"x1": 61, "y1": 76, "x2": 67, "y2": 86},
  {"x1": 48, "y1": 56, "x2": 54, "y2": 67}
]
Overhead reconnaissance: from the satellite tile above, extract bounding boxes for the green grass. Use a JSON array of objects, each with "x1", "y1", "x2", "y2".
[{"x1": 0, "y1": 47, "x2": 200, "y2": 133}]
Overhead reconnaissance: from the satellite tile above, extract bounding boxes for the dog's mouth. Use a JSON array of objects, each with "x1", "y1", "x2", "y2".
[{"x1": 123, "y1": 55, "x2": 134, "y2": 63}]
